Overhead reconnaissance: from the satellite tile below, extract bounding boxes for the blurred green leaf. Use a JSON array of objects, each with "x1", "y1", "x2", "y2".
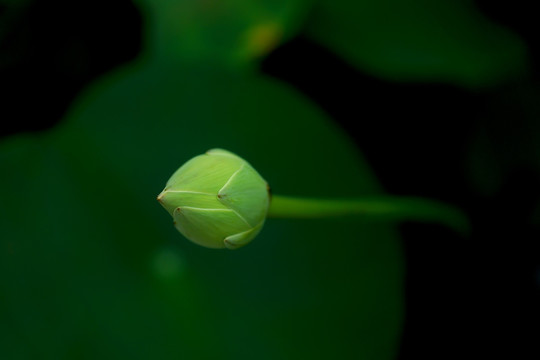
[
  {"x1": 0, "y1": 61, "x2": 403, "y2": 359},
  {"x1": 304, "y1": 0, "x2": 528, "y2": 87},
  {"x1": 0, "y1": 1, "x2": 403, "y2": 359},
  {"x1": 135, "y1": 0, "x2": 311, "y2": 67}
]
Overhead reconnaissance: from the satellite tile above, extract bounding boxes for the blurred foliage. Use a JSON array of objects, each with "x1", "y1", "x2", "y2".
[
  {"x1": 0, "y1": 0, "x2": 533, "y2": 359},
  {"x1": 0, "y1": 58, "x2": 402, "y2": 359},
  {"x1": 133, "y1": 0, "x2": 310, "y2": 67},
  {"x1": 305, "y1": 0, "x2": 528, "y2": 87}
]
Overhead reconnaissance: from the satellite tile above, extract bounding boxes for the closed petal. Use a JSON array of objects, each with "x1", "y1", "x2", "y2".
[
  {"x1": 173, "y1": 207, "x2": 250, "y2": 249},
  {"x1": 166, "y1": 154, "x2": 243, "y2": 193},
  {"x1": 224, "y1": 221, "x2": 264, "y2": 250},
  {"x1": 218, "y1": 164, "x2": 269, "y2": 227}
]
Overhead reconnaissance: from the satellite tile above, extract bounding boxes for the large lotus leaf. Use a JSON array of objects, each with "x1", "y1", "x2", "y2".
[
  {"x1": 134, "y1": 0, "x2": 311, "y2": 66},
  {"x1": 0, "y1": 59, "x2": 403, "y2": 359},
  {"x1": 304, "y1": 0, "x2": 527, "y2": 88},
  {"x1": 0, "y1": 1, "x2": 402, "y2": 359}
]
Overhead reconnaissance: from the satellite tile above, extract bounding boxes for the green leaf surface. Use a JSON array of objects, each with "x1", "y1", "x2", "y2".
[
  {"x1": 0, "y1": 63, "x2": 402, "y2": 360},
  {"x1": 135, "y1": 0, "x2": 311, "y2": 67},
  {"x1": 305, "y1": 0, "x2": 528, "y2": 88},
  {"x1": 0, "y1": 2, "x2": 402, "y2": 359}
]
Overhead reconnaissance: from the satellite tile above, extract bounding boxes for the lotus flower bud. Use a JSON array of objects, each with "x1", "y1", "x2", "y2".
[{"x1": 157, "y1": 149, "x2": 270, "y2": 249}]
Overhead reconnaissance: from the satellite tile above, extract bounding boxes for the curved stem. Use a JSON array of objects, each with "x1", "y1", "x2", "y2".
[{"x1": 268, "y1": 195, "x2": 470, "y2": 236}]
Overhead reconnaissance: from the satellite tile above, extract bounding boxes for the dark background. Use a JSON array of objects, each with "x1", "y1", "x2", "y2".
[{"x1": 1, "y1": 0, "x2": 538, "y2": 359}]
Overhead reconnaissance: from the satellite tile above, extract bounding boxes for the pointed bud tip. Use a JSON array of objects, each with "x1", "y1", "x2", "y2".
[{"x1": 157, "y1": 190, "x2": 167, "y2": 203}]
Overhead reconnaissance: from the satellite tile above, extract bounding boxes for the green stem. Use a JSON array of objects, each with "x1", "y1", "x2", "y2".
[{"x1": 268, "y1": 195, "x2": 470, "y2": 236}]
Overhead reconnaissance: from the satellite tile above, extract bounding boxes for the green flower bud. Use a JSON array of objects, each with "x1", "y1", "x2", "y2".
[{"x1": 157, "y1": 149, "x2": 270, "y2": 249}]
